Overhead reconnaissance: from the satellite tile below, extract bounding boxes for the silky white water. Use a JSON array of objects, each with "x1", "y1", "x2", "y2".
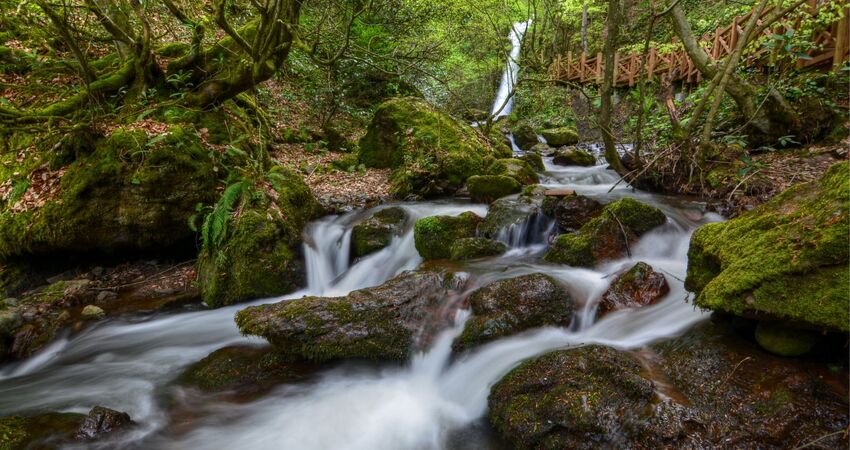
[
  {"x1": 491, "y1": 21, "x2": 531, "y2": 119},
  {"x1": 0, "y1": 150, "x2": 720, "y2": 449}
]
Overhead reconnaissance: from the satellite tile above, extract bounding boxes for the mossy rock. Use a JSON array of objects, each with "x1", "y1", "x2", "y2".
[
  {"x1": 0, "y1": 412, "x2": 86, "y2": 449},
  {"x1": 518, "y1": 152, "x2": 545, "y2": 171},
  {"x1": 467, "y1": 175, "x2": 522, "y2": 203},
  {"x1": 0, "y1": 125, "x2": 217, "y2": 260},
  {"x1": 597, "y1": 262, "x2": 669, "y2": 319},
  {"x1": 541, "y1": 127, "x2": 579, "y2": 146},
  {"x1": 478, "y1": 187, "x2": 546, "y2": 239},
  {"x1": 198, "y1": 167, "x2": 324, "y2": 308},
  {"x1": 178, "y1": 344, "x2": 318, "y2": 397},
  {"x1": 544, "y1": 198, "x2": 666, "y2": 266},
  {"x1": 486, "y1": 158, "x2": 539, "y2": 185},
  {"x1": 552, "y1": 147, "x2": 596, "y2": 166},
  {"x1": 351, "y1": 207, "x2": 408, "y2": 258},
  {"x1": 685, "y1": 162, "x2": 849, "y2": 332},
  {"x1": 454, "y1": 273, "x2": 573, "y2": 351},
  {"x1": 754, "y1": 321, "x2": 821, "y2": 357},
  {"x1": 449, "y1": 237, "x2": 506, "y2": 260},
  {"x1": 413, "y1": 212, "x2": 482, "y2": 260},
  {"x1": 357, "y1": 97, "x2": 501, "y2": 197},
  {"x1": 489, "y1": 345, "x2": 670, "y2": 449},
  {"x1": 235, "y1": 271, "x2": 450, "y2": 361},
  {"x1": 528, "y1": 142, "x2": 555, "y2": 156},
  {"x1": 542, "y1": 193, "x2": 603, "y2": 232}
]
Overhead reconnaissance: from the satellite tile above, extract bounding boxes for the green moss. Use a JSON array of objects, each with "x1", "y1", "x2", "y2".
[
  {"x1": 358, "y1": 97, "x2": 501, "y2": 197},
  {"x1": 449, "y1": 237, "x2": 506, "y2": 260},
  {"x1": 686, "y1": 162, "x2": 849, "y2": 331},
  {"x1": 541, "y1": 127, "x2": 580, "y2": 146},
  {"x1": 467, "y1": 175, "x2": 522, "y2": 203},
  {"x1": 0, "y1": 412, "x2": 85, "y2": 450},
  {"x1": 754, "y1": 321, "x2": 821, "y2": 357},
  {"x1": 553, "y1": 147, "x2": 596, "y2": 166},
  {"x1": 351, "y1": 207, "x2": 407, "y2": 257},
  {"x1": 413, "y1": 212, "x2": 481, "y2": 260},
  {"x1": 518, "y1": 152, "x2": 545, "y2": 171},
  {"x1": 198, "y1": 167, "x2": 324, "y2": 308},
  {"x1": 544, "y1": 198, "x2": 666, "y2": 266},
  {"x1": 486, "y1": 158, "x2": 539, "y2": 185}
]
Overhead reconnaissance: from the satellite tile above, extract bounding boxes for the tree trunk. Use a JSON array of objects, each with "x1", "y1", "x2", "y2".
[
  {"x1": 669, "y1": 4, "x2": 800, "y2": 143},
  {"x1": 581, "y1": 2, "x2": 589, "y2": 53},
  {"x1": 600, "y1": 0, "x2": 626, "y2": 174}
]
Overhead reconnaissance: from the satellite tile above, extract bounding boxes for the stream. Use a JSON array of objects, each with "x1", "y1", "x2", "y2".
[{"x1": 0, "y1": 20, "x2": 723, "y2": 450}]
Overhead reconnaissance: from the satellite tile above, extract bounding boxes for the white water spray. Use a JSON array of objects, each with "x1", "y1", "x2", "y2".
[{"x1": 491, "y1": 21, "x2": 531, "y2": 119}]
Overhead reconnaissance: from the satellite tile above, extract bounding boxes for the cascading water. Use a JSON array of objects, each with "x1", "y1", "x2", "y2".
[
  {"x1": 491, "y1": 21, "x2": 531, "y2": 119},
  {"x1": 0, "y1": 21, "x2": 720, "y2": 448}
]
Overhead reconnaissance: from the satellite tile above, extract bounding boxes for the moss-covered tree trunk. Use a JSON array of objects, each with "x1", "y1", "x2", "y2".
[{"x1": 600, "y1": 0, "x2": 626, "y2": 175}]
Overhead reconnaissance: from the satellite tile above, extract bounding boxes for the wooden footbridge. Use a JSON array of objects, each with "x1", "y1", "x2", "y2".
[{"x1": 549, "y1": 0, "x2": 850, "y2": 86}]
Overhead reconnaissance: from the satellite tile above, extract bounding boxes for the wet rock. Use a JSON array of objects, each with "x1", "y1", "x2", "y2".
[
  {"x1": 467, "y1": 175, "x2": 521, "y2": 203},
  {"x1": 754, "y1": 321, "x2": 821, "y2": 357},
  {"x1": 454, "y1": 273, "x2": 573, "y2": 351},
  {"x1": 552, "y1": 146, "x2": 595, "y2": 166},
  {"x1": 198, "y1": 167, "x2": 324, "y2": 308},
  {"x1": 528, "y1": 142, "x2": 555, "y2": 156},
  {"x1": 511, "y1": 122, "x2": 538, "y2": 150},
  {"x1": 449, "y1": 237, "x2": 507, "y2": 261},
  {"x1": 80, "y1": 305, "x2": 105, "y2": 320},
  {"x1": 358, "y1": 97, "x2": 505, "y2": 197},
  {"x1": 686, "y1": 161, "x2": 849, "y2": 333},
  {"x1": 489, "y1": 345, "x2": 678, "y2": 449},
  {"x1": 0, "y1": 309, "x2": 22, "y2": 334},
  {"x1": 541, "y1": 193, "x2": 603, "y2": 232},
  {"x1": 74, "y1": 406, "x2": 133, "y2": 440},
  {"x1": 0, "y1": 412, "x2": 86, "y2": 448},
  {"x1": 544, "y1": 198, "x2": 666, "y2": 267},
  {"x1": 478, "y1": 188, "x2": 546, "y2": 240},
  {"x1": 486, "y1": 158, "x2": 539, "y2": 185},
  {"x1": 541, "y1": 126, "x2": 580, "y2": 146},
  {"x1": 414, "y1": 212, "x2": 482, "y2": 260},
  {"x1": 518, "y1": 152, "x2": 545, "y2": 171},
  {"x1": 596, "y1": 262, "x2": 670, "y2": 318},
  {"x1": 178, "y1": 345, "x2": 318, "y2": 397},
  {"x1": 236, "y1": 271, "x2": 454, "y2": 361},
  {"x1": 650, "y1": 321, "x2": 849, "y2": 448},
  {"x1": 351, "y1": 207, "x2": 408, "y2": 258}
]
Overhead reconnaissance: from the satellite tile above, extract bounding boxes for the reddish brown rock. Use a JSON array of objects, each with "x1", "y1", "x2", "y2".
[{"x1": 597, "y1": 262, "x2": 669, "y2": 319}]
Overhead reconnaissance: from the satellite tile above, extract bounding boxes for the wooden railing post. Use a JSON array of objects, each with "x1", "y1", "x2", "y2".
[
  {"x1": 580, "y1": 52, "x2": 587, "y2": 82},
  {"x1": 647, "y1": 47, "x2": 657, "y2": 82},
  {"x1": 834, "y1": 4, "x2": 850, "y2": 69}
]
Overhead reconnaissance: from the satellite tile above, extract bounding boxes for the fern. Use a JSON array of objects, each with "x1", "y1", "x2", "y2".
[{"x1": 201, "y1": 181, "x2": 245, "y2": 251}]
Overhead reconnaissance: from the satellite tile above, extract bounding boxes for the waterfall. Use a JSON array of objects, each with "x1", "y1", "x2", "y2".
[{"x1": 490, "y1": 20, "x2": 532, "y2": 119}]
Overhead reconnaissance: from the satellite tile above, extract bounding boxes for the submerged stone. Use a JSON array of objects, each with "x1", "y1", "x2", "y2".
[
  {"x1": 454, "y1": 273, "x2": 573, "y2": 351},
  {"x1": 754, "y1": 321, "x2": 821, "y2": 357},
  {"x1": 413, "y1": 212, "x2": 482, "y2": 260},
  {"x1": 685, "y1": 161, "x2": 849, "y2": 332},
  {"x1": 350, "y1": 207, "x2": 408, "y2": 258},
  {"x1": 449, "y1": 237, "x2": 506, "y2": 260}
]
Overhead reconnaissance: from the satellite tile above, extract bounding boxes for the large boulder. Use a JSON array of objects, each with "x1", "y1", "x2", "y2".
[
  {"x1": 178, "y1": 344, "x2": 318, "y2": 398},
  {"x1": 351, "y1": 207, "x2": 408, "y2": 258},
  {"x1": 596, "y1": 262, "x2": 669, "y2": 319},
  {"x1": 541, "y1": 127, "x2": 579, "y2": 146},
  {"x1": 357, "y1": 97, "x2": 505, "y2": 197},
  {"x1": 518, "y1": 152, "x2": 545, "y2": 171},
  {"x1": 553, "y1": 146, "x2": 596, "y2": 166},
  {"x1": 235, "y1": 271, "x2": 455, "y2": 361},
  {"x1": 486, "y1": 158, "x2": 539, "y2": 185},
  {"x1": 489, "y1": 345, "x2": 679, "y2": 449},
  {"x1": 467, "y1": 175, "x2": 521, "y2": 203},
  {"x1": 197, "y1": 168, "x2": 325, "y2": 308},
  {"x1": 449, "y1": 237, "x2": 506, "y2": 261},
  {"x1": 413, "y1": 212, "x2": 482, "y2": 260},
  {"x1": 0, "y1": 126, "x2": 217, "y2": 260},
  {"x1": 528, "y1": 142, "x2": 555, "y2": 157},
  {"x1": 541, "y1": 193, "x2": 603, "y2": 232},
  {"x1": 545, "y1": 198, "x2": 666, "y2": 266},
  {"x1": 454, "y1": 273, "x2": 573, "y2": 351},
  {"x1": 685, "y1": 161, "x2": 849, "y2": 333}
]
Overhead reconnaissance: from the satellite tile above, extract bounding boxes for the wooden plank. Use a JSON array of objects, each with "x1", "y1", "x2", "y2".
[
  {"x1": 834, "y1": 8, "x2": 849, "y2": 69},
  {"x1": 647, "y1": 48, "x2": 656, "y2": 81}
]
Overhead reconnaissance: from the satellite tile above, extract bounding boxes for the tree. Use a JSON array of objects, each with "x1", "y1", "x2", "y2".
[{"x1": 599, "y1": 0, "x2": 625, "y2": 174}]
